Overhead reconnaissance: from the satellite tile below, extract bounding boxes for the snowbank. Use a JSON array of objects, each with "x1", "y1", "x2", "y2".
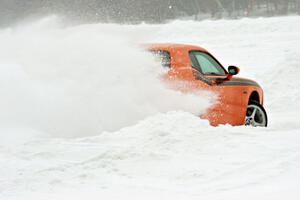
[{"x1": 1, "y1": 16, "x2": 300, "y2": 200}]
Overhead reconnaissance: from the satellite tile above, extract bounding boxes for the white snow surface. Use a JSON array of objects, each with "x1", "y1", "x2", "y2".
[{"x1": 1, "y1": 16, "x2": 300, "y2": 199}]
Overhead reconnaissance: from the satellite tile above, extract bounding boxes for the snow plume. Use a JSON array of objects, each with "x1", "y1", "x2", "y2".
[{"x1": 0, "y1": 16, "x2": 215, "y2": 137}]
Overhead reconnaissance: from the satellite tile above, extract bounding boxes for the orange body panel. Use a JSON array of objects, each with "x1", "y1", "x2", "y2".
[{"x1": 145, "y1": 43, "x2": 264, "y2": 126}]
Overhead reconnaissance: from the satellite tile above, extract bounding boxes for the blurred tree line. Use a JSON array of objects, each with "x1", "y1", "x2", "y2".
[{"x1": 1, "y1": 0, "x2": 300, "y2": 26}]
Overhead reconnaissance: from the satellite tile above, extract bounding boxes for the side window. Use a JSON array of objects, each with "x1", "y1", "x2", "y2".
[
  {"x1": 151, "y1": 50, "x2": 171, "y2": 68},
  {"x1": 189, "y1": 51, "x2": 226, "y2": 76}
]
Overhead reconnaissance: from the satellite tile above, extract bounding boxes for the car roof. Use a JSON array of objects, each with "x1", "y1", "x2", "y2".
[{"x1": 143, "y1": 43, "x2": 209, "y2": 53}]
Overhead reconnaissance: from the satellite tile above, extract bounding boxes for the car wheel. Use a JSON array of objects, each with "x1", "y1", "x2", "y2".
[{"x1": 245, "y1": 102, "x2": 268, "y2": 127}]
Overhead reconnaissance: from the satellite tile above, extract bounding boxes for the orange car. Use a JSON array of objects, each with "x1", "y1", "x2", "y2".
[{"x1": 145, "y1": 43, "x2": 268, "y2": 127}]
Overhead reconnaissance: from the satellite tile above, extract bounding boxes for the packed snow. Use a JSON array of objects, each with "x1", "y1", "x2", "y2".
[{"x1": 1, "y1": 16, "x2": 300, "y2": 200}]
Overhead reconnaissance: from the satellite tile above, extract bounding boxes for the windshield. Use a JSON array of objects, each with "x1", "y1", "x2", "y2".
[{"x1": 189, "y1": 51, "x2": 226, "y2": 76}]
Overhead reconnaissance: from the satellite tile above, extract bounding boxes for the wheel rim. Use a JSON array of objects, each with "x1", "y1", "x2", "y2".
[{"x1": 245, "y1": 104, "x2": 267, "y2": 127}]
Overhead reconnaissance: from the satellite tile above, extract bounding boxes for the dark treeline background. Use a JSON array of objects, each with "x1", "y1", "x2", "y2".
[{"x1": 1, "y1": 0, "x2": 300, "y2": 26}]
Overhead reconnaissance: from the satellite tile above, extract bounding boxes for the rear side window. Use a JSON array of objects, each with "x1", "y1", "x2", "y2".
[
  {"x1": 151, "y1": 50, "x2": 171, "y2": 68},
  {"x1": 189, "y1": 51, "x2": 226, "y2": 76}
]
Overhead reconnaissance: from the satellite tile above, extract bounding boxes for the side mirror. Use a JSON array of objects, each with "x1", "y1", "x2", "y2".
[
  {"x1": 228, "y1": 66, "x2": 240, "y2": 75},
  {"x1": 226, "y1": 66, "x2": 240, "y2": 80}
]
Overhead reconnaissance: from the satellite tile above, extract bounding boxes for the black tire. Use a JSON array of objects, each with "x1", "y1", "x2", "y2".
[{"x1": 245, "y1": 101, "x2": 268, "y2": 127}]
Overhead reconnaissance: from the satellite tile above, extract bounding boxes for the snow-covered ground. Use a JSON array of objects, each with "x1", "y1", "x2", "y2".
[{"x1": 1, "y1": 16, "x2": 300, "y2": 199}]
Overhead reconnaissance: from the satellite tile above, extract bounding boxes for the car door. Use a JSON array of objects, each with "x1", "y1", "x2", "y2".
[{"x1": 189, "y1": 51, "x2": 245, "y2": 125}]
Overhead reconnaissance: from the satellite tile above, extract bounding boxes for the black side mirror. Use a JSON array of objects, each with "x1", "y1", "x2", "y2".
[
  {"x1": 228, "y1": 66, "x2": 240, "y2": 75},
  {"x1": 224, "y1": 66, "x2": 240, "y2": 81}
]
